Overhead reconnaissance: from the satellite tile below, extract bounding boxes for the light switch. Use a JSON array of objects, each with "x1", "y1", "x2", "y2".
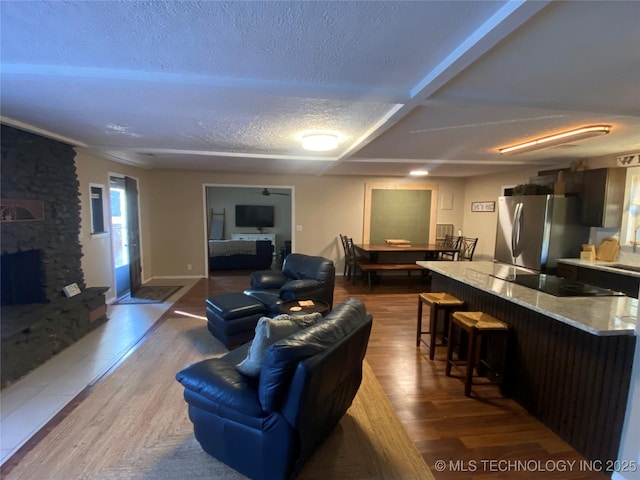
[{"x1": 296, "y1": 225, "x2": 303, "y2": 231}]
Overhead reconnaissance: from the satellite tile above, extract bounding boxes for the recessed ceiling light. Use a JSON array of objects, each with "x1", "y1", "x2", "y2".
[
  {"x1": 410, "y1": 170, "x2": 429, "y2": 176},
  {"x1": 301, "y1": 132, "x2": 340, "y2": 151}
]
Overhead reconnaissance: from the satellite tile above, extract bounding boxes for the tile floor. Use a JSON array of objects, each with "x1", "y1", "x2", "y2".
[{"x1": 0, "y1": 279, "x2": 199, "y2": 466}]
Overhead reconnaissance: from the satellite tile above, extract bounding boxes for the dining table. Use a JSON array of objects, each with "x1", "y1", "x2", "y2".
[{"x1": 353, "y1": 243, "x2": 460, "y2": 263}]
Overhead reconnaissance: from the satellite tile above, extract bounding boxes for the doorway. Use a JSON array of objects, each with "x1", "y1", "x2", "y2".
[
  {"x1": 110, "y1": 176, "x2": 142, "y2": 298},
  {"x1": 204, "y1": 185, "x2": 293, "y2": 274}
]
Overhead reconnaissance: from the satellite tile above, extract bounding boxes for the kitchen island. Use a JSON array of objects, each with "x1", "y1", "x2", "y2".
[{"x1": 418, "y1": 260, "x2": 637, "y2": 467}]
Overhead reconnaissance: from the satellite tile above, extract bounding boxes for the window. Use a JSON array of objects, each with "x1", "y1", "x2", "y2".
[
  {"x1": 622, "y1": 168, "x2": 640, "y2": 248},
  {"x1": 110, "y1": 185, "x2": 129, "y2": 267},
  {"x1": 89, "y1": 184, "x2": 107, "y2": 235}
]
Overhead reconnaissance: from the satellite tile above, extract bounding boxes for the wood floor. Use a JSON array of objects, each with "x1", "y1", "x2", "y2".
[
  {"x1": 7, "y1": 271, "x2": 607, "y2": 479},
  {"x1": 180, "y1": 271, "x2": 607, "y2": 480}
]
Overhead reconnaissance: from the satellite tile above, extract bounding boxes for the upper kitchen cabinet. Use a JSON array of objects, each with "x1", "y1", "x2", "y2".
[{"x1": 581, "y1": 168, "x2": 626, "y2": 228}]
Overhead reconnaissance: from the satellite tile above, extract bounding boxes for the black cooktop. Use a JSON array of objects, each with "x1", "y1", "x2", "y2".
[{"x1": 511, "y1": 273, "x2": 625, "y2": 297}]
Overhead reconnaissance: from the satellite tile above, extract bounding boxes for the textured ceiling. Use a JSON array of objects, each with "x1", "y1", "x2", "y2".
[{"x1": 1, "y1": 1, "x2": 639, "y2": 177}]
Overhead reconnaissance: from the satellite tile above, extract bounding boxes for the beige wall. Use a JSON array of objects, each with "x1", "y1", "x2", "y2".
[
  {"x1": 461, "y1": 167, "x2": 540, "y2": 260},
  {"x1": 75, "y1": 150, "x2": 150, "y2": 301},
  {"x1": 145, "y1": 170, "x2": 467, "y2": 277},
  {"x1": 76, "y1": 151, "x2": 470, "y2": 295},
  {"x1": 76, "y1": 150, "x2": 638, "y2": 295}
]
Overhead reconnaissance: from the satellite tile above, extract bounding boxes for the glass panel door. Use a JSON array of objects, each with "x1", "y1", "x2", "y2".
[{"x1": 110, "y1": 177, "x2": 130, "y2": 298}]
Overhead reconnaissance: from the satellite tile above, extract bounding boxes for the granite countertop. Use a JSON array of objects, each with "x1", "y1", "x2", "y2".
[
  {"x1": 557, "y1": 258, "x2": 640, "y2": 278},
  {"x1": 417, "y1": 260, "x2": 637, "y2": 337}
]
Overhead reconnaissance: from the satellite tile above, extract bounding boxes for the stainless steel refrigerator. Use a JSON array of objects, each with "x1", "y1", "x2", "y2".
[{"x1": 494, "y1": 195, "x2": 590, "y2": 272}]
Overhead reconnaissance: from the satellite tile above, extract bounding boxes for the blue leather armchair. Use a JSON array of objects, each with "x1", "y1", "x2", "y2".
[
  {"x1": 175, "y1": 297, "x2": 372, "y2": 480},
  {"x1": 244, "y1": 253, "x2": 335, "y2": 313}
]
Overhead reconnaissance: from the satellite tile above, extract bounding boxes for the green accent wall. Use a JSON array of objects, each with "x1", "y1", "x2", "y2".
[{"x1": 370, "y1": 189, "x2": 431, "y2": 244}]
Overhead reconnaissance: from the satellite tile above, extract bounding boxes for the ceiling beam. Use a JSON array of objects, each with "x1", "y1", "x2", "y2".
[{"x1": 319, "y1": 0, "x2": 552, "y2": 176}]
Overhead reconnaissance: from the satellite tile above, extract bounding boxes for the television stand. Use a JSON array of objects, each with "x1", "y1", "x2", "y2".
[{"x1": 230, "y1": 233, "x2": 276, "y2": 246}]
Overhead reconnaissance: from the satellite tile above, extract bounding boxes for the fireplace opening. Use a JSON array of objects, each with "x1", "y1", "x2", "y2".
[{"x1": 1, "y1": 249, "x2": 48, "y2": 306}]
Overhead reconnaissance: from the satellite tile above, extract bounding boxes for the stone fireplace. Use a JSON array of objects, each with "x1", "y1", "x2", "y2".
[
  {"x1": 1, "y1": 125, "x2": 107, "y2": 388},
  {"x1": 1, "y1": 249, "x2": 47, "y2": 305}
]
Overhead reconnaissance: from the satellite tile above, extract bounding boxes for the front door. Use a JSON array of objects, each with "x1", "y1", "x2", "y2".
[
  {"x1": 110, "y1": 176, "x2": 129, "y2": 298},
  {"x1": 125, "y1": 176, "x2": 142, "y2": 296}
]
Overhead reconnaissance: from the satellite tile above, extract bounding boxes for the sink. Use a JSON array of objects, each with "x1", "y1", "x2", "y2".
[{"x1": 607, "y1": 264, "x2": 640, "y2": 273}]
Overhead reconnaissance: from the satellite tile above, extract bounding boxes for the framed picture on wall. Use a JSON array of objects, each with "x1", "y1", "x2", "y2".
[
  {"x1": 471, "y1": 201, "x2": 495, "y2": 212},
  {"x1": 0, "y1": 198, "x2": 44, "y2": 222}
]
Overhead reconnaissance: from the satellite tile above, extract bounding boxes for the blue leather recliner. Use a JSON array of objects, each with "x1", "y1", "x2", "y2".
[
  {"x1": 244, "y1": 253, "x2": 336, "y2": 314},
  {"x1": 175, "y1": 297, "x2": 372, "y2": 480}
]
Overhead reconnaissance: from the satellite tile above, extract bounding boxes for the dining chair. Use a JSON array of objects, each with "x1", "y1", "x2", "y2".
[
  {"x1": 339, "y1": 234, "x2": 351, "y2": 277},
  {"x1": 439, "y1": 234, "x2": 462, "y2": 261},
  {"x1": 435, "y1": 224, "x2": 454, "y2": 244},
  {"x1": 457, "y1": 237, "x2": 478, "y2": 261},
  {"x1": 345, "y1": 236, "x2": 372, "y2": 284},
  {"x1": 340, "y1": 234, "x2": 362, "y2": 281}
]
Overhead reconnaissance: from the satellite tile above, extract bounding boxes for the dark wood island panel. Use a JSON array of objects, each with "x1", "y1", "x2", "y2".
[{"x1": 432, "y1": 272, "x2": 635, "y2": 465}]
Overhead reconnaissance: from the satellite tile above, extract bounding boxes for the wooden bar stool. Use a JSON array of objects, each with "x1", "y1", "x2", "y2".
[
  {"x1": 416, "y1": 293, "x2": 465, "y2": 360},
  {"x1": 445, "y1": 311, "x2": 509, "y2": 397}
]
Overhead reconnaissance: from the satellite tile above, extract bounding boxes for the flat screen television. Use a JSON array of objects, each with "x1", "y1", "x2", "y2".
[{"x1": 235, "y1": 205, "x2": 274, "y2": 227}]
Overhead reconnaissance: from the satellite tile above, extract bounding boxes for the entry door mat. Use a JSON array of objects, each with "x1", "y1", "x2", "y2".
[{"x1": 114, "y1": 285, "x2": 183, "y2": 304}]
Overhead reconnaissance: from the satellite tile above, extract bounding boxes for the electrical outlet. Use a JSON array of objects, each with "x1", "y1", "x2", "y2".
[
  {"x1": 187, "y1": 263, "x2": 192, "y2": 271},
  {"x1": 296, "y1": 224, "x2": 303, "y2": 231}
]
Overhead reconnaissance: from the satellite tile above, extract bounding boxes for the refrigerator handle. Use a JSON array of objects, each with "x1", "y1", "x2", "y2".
[{"x1": 512, "y1": 202, "x2": 523, "y2": 257}]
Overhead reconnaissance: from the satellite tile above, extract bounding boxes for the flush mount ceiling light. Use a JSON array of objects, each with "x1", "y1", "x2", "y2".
[
  {"x1": 301, "y1": 132, "x2": 341, "y2": 151},
  {"x1": 409, "y1": 170, "x2": 429, "y2": 176},
  {"x1": 498, "y1": 125, "x2": 611, "y2": 155}
]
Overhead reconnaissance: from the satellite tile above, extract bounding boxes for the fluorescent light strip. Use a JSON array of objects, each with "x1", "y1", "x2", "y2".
[{"x1": 499, "y1": 125, "x2": 611, "y2": 154}]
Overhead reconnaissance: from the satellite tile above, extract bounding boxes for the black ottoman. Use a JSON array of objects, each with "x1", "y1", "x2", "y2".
[{"x1": 205, "y1": 293, "x2": 267, "y2": 348}]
